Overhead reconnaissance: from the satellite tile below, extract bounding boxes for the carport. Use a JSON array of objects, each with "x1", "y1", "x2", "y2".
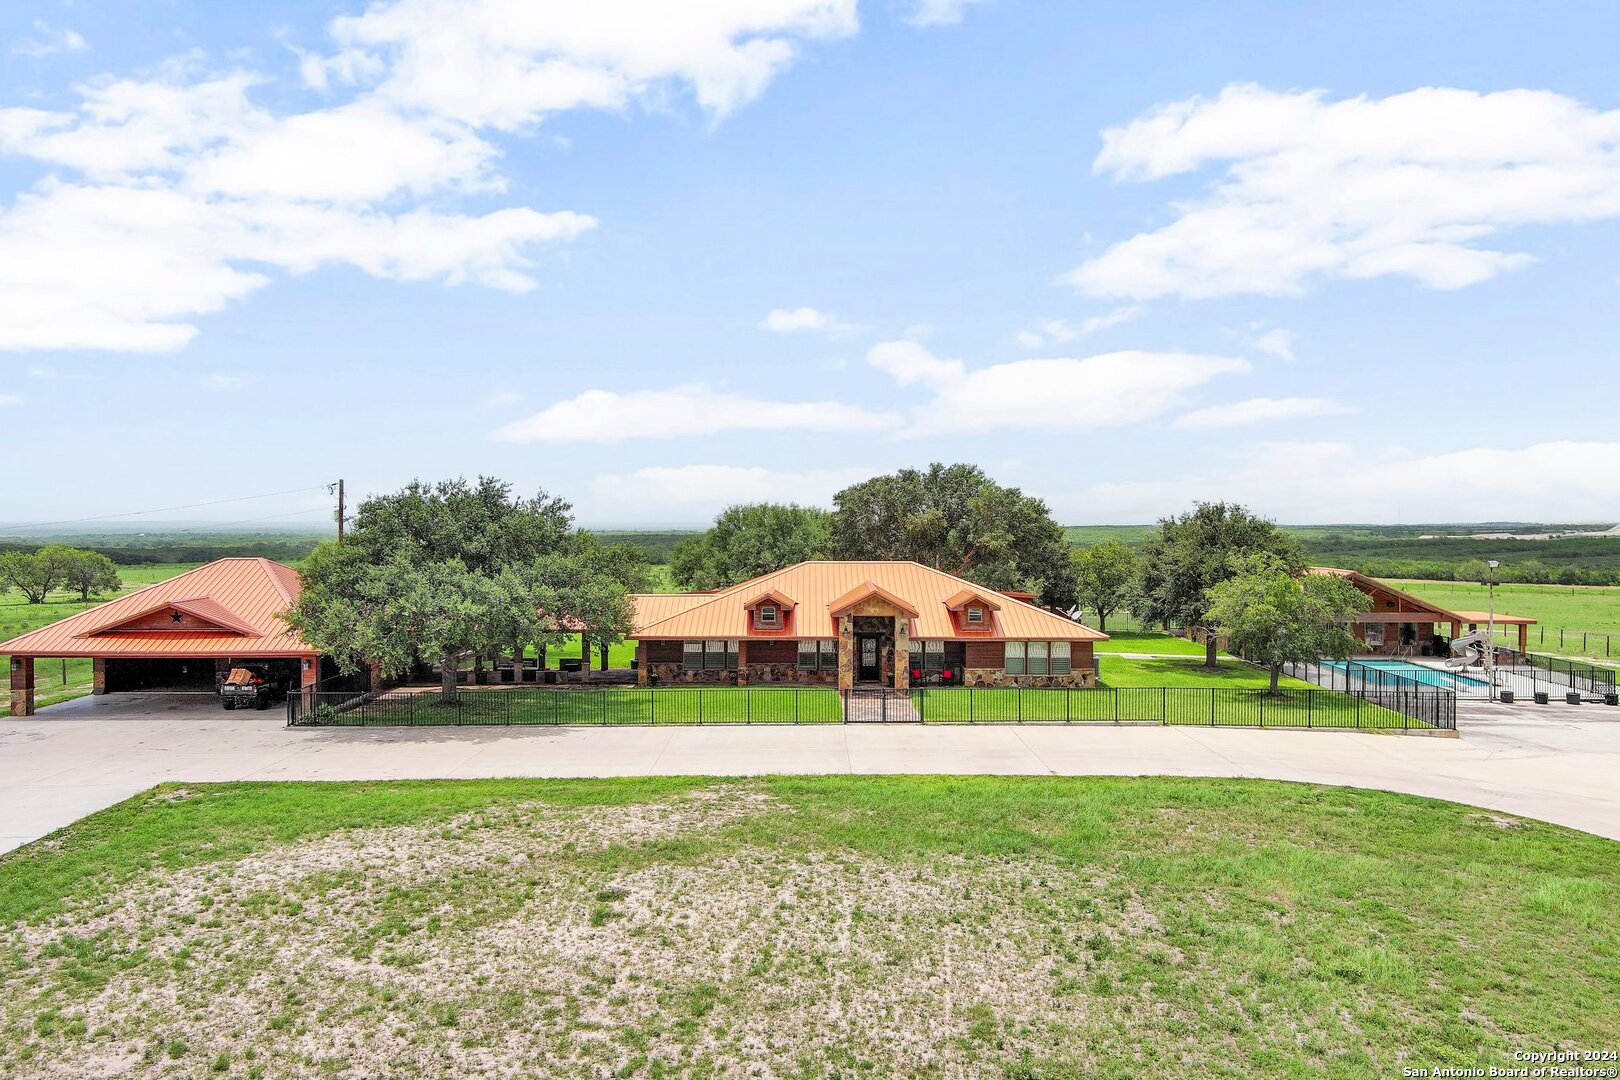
[{"x1": 3, "y1": 558, "x2": 322, "y2": 717}]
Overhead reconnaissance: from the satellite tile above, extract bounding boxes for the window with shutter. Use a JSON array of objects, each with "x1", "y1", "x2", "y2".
[{"x1": 1005, "y1": 640, "x2": 1025, "y2": 675}]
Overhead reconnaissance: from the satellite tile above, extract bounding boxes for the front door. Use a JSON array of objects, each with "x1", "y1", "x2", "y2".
[{"x1": 857, "y1": 634, "x2": 881, "y2": 682}]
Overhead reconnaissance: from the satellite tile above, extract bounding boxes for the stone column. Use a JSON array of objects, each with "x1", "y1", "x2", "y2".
[
  {"x1": 837, "y1": 616, "x2": 854, "y2": 691},
  {"x1": 579, "y1": 637, "x2": 591, "y2": 684},
  {"x1": 737, "y1": 641, "x2": 749, "y2": 686},
  {"x1": 636, "y1": 641, "x2": 649, "y2": 686},
  {"x1": 93, "y1": 658, "x2": 107, "y2": 696},
  {"x1": 9, "y1": 656, "x2": 34, "y2": 717},
  {"x1": 894, "y1": 619, "x2": 910, "y2": 690}
]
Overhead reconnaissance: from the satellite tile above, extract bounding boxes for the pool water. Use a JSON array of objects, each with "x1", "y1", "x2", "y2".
[{"x1": 1322, "y1": 659, "x2": 1490, "y2": 689}]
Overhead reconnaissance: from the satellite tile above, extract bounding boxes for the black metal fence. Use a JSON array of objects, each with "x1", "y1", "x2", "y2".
[
  {"x1": 1522, "y1": 653, "x2": 1617, "y2": 695},
  {"x1": 1282, "y1": 658, "x2": 1489, "y2": 699},
  {"x1": 289, "y1": 684, "x2": 1453, "y2": 731},
  {"x1": 288, "y1": 687, "x2": 846, "y2": 727},
  {"x1": 910, "y1": 686, "x2": 1452, "y2": 729},
  {"x1": 1282, "y1": 655, "x2": 1618, "y2": 704}
]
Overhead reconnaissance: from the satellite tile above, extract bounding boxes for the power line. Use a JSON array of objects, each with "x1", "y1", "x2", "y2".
[
  {"x1": 171, "y1": 509, "x2": 336, "y2": 534},
  {"x1": 1, "y1": 485, "x2": 334, "y2": 532}
]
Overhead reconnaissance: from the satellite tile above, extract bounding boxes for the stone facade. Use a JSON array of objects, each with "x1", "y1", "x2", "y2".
[
  {"x1": 742, "y1": 663, "x2": 837, "y2": 686},
  {"x1": 8, "y1": 656, "x2": 32, "y2": 718},
  {"x1": 92, "y1": 657, "x2": 107, "y2": 696},
  {"x1": 963, "y1": 668, "x2": 1097, "y2": 689},
  {"x1": 645, "y1": 663, "x2": 738, "y2": 686}
]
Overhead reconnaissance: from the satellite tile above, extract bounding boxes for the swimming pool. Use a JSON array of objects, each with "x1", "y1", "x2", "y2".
[{"x1": 1322, "y1": 659, "x2": 1490, "y2": 689}]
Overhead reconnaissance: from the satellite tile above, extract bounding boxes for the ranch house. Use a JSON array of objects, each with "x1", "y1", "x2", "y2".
[{"x1": 631, "y1": 561, "x2": 1107, "y2": 690}]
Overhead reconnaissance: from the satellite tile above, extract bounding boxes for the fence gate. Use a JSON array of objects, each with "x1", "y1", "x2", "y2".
[{"x1": 841, "y1": 691, "x2": 921, "y2": 723}]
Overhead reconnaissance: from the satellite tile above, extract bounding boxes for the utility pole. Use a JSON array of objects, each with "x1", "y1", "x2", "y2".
[{"x1": 332, "y1": 479, "x2": 346, "y2": 543}]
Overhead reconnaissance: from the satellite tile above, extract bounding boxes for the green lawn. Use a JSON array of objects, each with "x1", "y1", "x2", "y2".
[
  {"x1": 2, "y1": 776, "x2": 1614, "y2": 1076},
  {"x1": 1392, "y1": 579, "x2": 1620, "y2": 660},
  {"x1": 0, "y1": 563, "x2": 200, "y2": 716},
  {"x1": 1091, "y1": 630, "x2": 1221, "y2": 656},
  {"x1": 310, "y1": 687, "x2": 844, "y2": 726},
  {"x1": 1098, "y1": 656, "x2": 1310, "y2": 688}
]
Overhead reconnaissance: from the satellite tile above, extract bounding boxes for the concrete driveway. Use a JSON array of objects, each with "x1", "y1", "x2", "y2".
[{"x1": 3, "y1": 693, "x2": 1619, "y2": 854}]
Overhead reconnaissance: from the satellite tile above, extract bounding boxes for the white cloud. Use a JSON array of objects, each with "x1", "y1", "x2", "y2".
[
  {"x1": 1075, "y1": 440, "x2": 1620, "y2": 523},
  {"x1": 866, "y1": 339, "x2": 962, "y2": 385},
  {"x1": 322, "y1": 0, "x2": 859, "y2": 129},
  {"x1": 1249, "y1": 326, "x2": 1294, "y2": 362},
  {"x1": 0, "y1": 180, "x2": 594, "y2": 351},
  {"x1": 762, "y1": 306, "x2": 826, "y2": 332},
  {"x1": 0, "y1": 394, "x2": 21, "y2": 406},
  {"x1": 1070, "y1": 85, "x2": 1620, "y2": 300},
  {"x1": 759, "y1": 305, "x2": 860, "y2": 337},
  {"x1": 1172, "y1": 396, "x2": 1353, "y2": 430},
  {"x1": 491, "y1": 384, "x2": 901, "y2": 443},
  {"x1": 0, "y1": 3, "x2": 857, "y2": 353},
  {"x1": 13, "y1": 22, "x2": 88, "y2": 59},
  {"x1": 867, "y1": 339, "x2": 1250, "y2": 436},
  {"x1": 1015, "y1": 306, "x2": 1143, "y2": 348},
  {"x1": 591, "y1": 463, "x2": 871, "y2": 513},
  {"x1": 907, "y1": 0, "x2": 990, "y2": 28}
]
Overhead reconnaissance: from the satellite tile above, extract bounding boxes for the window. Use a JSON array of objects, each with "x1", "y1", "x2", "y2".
[
  {"x1": 1004, "y1": 641, "x2": 1073, "y2": 676},
  {"x1": 686, "y1": 641, "x2": 738, "y2": 670},
  {"x1": 908, "y1": 640, "x2": 946, "y2": 674},
  {"x1": 1366, "y1": 623, "x2": 1385, "y2": 647},
  {"x1": 1051, "y1": 641, "x2": 1072, "y2": 675},
  {"x1": 756, "y1": 604, "x2": 779, "y2": 628},
  {"x1": 966, "y1": 606, "x2": 983, "y2": 625},
  {"x1": 797, "y1": 640, "x2": 837, "y2": 672},
  {"x1": 1027, "y1": 641, "x2": 1048, "y2": 676}
]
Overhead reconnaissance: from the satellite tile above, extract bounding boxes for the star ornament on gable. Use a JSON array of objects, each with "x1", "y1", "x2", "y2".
[{"x1": 170, "y1": 611, "x2": 184, "y2": 623}]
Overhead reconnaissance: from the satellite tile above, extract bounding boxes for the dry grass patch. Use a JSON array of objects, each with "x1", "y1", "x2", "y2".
[{"x1": 2, "y1": 776, "x2": 1618, "y2": 1077}]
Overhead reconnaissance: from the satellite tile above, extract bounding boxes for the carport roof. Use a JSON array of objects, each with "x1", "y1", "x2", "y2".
[{"x1": 0, "y1": 557, "x2": 315, "y2": 659}]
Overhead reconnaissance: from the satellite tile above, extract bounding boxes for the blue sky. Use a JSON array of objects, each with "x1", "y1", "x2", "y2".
[{"x1": 3, "y1": 0, "x2": 1618, "y2": 530}]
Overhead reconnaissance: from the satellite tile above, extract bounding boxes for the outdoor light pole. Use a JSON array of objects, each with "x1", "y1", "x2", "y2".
[{"x1": 1486, "y1": 560, "x2": 1500, "y2": 689}]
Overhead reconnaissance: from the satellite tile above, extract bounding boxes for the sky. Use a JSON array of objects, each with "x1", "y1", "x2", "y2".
[{"x1": 3, "y1": 0, "x2": 1619, "y2": 531}]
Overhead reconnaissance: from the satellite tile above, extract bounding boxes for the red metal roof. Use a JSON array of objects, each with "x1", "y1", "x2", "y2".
[
  {"x1": 0, "y1": 558, "x2": 315, "y2": 658},
  {"x1": 632, "y1": 561, "x2": 1107, "y2": 642}
]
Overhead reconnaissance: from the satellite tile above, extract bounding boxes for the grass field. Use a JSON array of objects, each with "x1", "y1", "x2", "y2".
[
  {"x1": 0, "y1": 564, "x2": 199, "y2": 716},
  {"x1": 1091, "y1": 630, "x2": 1217, "y2": 657},
  {"x1": 1393, "y1": 580, "x2": 1620, "y2": 659},
  {"x1": 3, "y1": 776, "x2": 1614, "y2": 1076}
]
